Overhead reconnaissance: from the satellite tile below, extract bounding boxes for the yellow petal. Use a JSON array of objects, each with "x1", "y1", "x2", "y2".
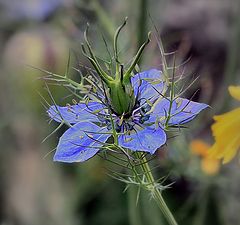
[
  {"x1": 228, "y1": 86, "x2": 240, "y2": 101},
  {"x1": 222, "y1": 133, "x2": 240, "y2": 163},
  {"x1": 212, "y1": 108, "x2": 240, "y2": 140},
  {"x1": 209, "y1": 108, "x2": 240, "y2": 163}
]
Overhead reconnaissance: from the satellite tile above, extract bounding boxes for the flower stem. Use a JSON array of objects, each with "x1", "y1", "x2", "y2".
[{"x1": 138, "y1": 154, "x2": 178, "y2": 225}]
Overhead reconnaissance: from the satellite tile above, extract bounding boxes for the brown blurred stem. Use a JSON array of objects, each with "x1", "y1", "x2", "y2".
[{"x1": 219, "y1": 2, "x2": 240, "y2": 112}]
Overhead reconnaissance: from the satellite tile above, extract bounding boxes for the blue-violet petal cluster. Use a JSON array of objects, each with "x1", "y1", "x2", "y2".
[{"x1": 48, "y1": 69, "x2": 208, "y2": 163}]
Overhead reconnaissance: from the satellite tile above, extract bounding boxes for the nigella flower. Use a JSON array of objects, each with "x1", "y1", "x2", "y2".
[
  {"x1": 47, "y1": 69, "x2": 208, "y2": 163},
  {"x1": 46, "y1": 20, "x2": 208, "y2": 163}
]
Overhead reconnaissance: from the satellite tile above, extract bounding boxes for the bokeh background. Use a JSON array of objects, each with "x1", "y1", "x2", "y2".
[{"x1": 0, "y1": 0, "x2": 240, "y2": 224}]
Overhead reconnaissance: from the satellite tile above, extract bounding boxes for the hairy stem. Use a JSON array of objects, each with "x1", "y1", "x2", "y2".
[{"x1": 137, "y1": 154, "x2": 178, "y2": 225}]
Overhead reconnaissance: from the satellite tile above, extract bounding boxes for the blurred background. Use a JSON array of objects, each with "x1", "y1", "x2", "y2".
[{"x1": 0, "y1": 0, "x2": 240, "y2": 224}]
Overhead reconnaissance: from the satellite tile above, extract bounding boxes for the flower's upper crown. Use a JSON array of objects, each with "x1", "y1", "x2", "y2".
[{"x1": 81, "y1": 18, "x2": 151, "y2": 116}]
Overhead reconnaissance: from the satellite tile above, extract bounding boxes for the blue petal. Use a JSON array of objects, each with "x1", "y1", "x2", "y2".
[
  {"x1": 118, "y1": 126, "x2": 166, "y2": 154},
  {"x1": 47, "y1": 101, "x2": 105, "y2": 124},
  {"x1": 151, "y1": 97, "x2": 209, "y2": 125},
  {"x1": 54, "y1": 122, "x2": 111, "y2": 163},
  {"x1": 131, "y1": 69, "x2": 167, "y2": 103}
]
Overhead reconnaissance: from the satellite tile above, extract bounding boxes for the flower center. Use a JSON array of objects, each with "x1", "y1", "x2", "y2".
[
  {"x1": 97, "y1": 101, "x2": 152, "y2": 135},
  {"x1": 108, "y1": 80, "x2": 136, "y2": 116}
]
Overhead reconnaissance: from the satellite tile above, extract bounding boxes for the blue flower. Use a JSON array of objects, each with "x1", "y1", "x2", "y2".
[{"x1": 48, "y1": 69, "x2": 208, "y2": 163}]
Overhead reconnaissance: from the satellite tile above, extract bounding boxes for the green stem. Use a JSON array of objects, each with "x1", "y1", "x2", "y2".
[{"x1": 138, "y1": 155, "x2": 178, "y2": 225}]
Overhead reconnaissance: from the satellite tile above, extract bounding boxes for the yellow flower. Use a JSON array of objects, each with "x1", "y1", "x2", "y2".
[
  {"x1": 190, "y1": 140, "x2": 220, "y2": 175},
  {"x1": 209, "y1": 86, "x2": 240, "y2": 163}
]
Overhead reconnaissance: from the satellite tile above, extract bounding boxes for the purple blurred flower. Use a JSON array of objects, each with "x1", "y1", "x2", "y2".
[
  {"x1": 1, "y1": 0, "x2": 64, "y2": 21},
  {"x1": 48, "y1": 69, "x2": 208, "y2": 163}
]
